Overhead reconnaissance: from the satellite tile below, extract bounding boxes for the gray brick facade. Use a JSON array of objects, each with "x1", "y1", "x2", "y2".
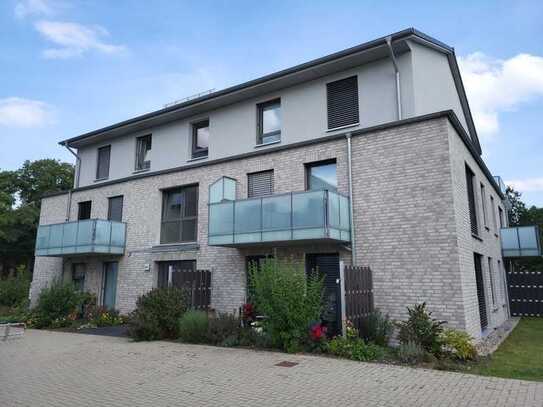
[{"x1": 31, "y1": 115, "x2": 508, "y2": 340}]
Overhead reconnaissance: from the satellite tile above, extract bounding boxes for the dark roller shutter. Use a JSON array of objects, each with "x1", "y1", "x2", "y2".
[
  {"x1": 327, "y1": 76, "x2": 359, "y2": 129},
  {"x1": 474, "y1": 254, "x2": 488, "y2": 330},
  {"x1": 108, "y1": 196, "x2": 123, "y2": 222},
  {"x1": 465, "y1": 166, "x2": 478, "y2": 235},
  {"x1": 248, "y1": 170, "x2": 274, "y2": 198}
]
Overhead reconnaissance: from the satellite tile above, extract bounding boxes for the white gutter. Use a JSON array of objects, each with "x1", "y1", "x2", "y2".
[
  {"x1": 346, "y1": 133, "x2": 356, "y2": 266},
  {"x1": 63, "y1": 144, "x2": 80, "y2": 221},
  {"x1": 386, "y1": 36, "x2": 402, "y2": 120}
]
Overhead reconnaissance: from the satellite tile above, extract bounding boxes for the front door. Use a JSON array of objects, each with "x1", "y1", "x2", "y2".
[
  {"x1": 102, "y1": 262, "x2": 118, "y2": 309},
  {"x1": 306, "y1": 253, "x2": 341, "y2": 335}
]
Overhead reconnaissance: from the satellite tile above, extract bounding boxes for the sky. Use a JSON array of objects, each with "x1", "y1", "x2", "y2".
[{"x1": 1, "y1": 0, "x2": 542, "y2": 206}]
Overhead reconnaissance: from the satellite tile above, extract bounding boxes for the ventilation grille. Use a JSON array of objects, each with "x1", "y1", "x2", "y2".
[
  {"x1": 327, "y1": 76, "x2": 359, "y2": 129},
  {"x1": 248, "y1": 170, "x2": 274, "y2": 198}
]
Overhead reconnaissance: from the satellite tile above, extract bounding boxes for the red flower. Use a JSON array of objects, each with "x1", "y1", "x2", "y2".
[
  {"x1": 242, "y1": 303, "x2": 255, "y2": 321},
  {"x1": 310, "y1": 323, "x2": 327, "y2": 341}
]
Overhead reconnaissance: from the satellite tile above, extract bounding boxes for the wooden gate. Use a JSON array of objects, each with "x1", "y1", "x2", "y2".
[
  {"x1": 170, "y1": 268, "x2": 212, "y2": 310},
  {"x1": 507, "y1": 269, "x2": 543, "y2": 317},
  {"x1": 340, "y1": 263, "x2": 374, "y2": 334}
]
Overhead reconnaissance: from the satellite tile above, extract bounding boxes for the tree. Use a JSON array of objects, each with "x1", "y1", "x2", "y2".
[
  {"x1": 505, "y1": 186, "x2": 527, "y2": 226},
  {"x1": 0, "y1": 159, "x2": 74, "y2": 276}
]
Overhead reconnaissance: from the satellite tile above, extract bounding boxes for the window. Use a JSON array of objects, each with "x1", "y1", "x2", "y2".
[
  {"x1": 248, "y1": 170, "x2": 274, "y2": 198},
  {"x1": 160, "y1": 185, "x2": 198, "y2": 244},
  {"x1": 108, "y1": 196, "x2": 123, "y2": 222},
  {"x1": 78, "y1": 201, "x2": 92, "y2": 220},
  {"x1": 327, "y1": 76, "x2": 359, "y2": 129},
  {"x1": 490, "y1": 196, "x2": 497, "y2": 231},
  {"x1": 96, "y1": 145, "x2": 111, "y2": 180},
  {"x1": 473, "y1": 253, "x2": 488, "y2": 330},
  {"x1": 498, "y1": 260, "x2": 507, "y2": 305},
  {"x1": 72, "y1": 263, "x2": 86, "y2": 292},
  {"x1": 192, "y1": 120, "x2": 209, "y2": 159},
  {"x1": 135, "y1": 135, "x2": 152, "y2": 171},
  {"x1": 498, "y1": 206, "x2": 505, "y2": 228},
  {"x1": 488, "y1": 257, "x2": 496, "y2": 306},
  {"x1": 465, "y1": 166, "x2": 478, "y2": 236},
  {"x1": 306, "y1": 160, "x2": 337, "y2": 192},
  {"x1": 480, "y1": 184, "x2": 488, "y2": 227},
  {"x1": 257, "y1": 99, "x2": 281, "y2": 145}
]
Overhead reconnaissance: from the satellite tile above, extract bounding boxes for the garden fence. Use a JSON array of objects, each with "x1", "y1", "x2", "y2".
[{"x1": 169, "y1": 268, "x2": 211, "y2": 310}]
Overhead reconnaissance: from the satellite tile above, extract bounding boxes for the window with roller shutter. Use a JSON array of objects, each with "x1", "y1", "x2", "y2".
[
  {"x1": 326, "y1": 76, "x2": 359, "y2": 130},
  {"x1": 247, "y1": 170, "x2": 274, "y2": 198}
]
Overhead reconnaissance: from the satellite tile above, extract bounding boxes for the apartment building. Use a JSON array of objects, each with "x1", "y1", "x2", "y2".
[{"x1": 31, "y1": 28, "x2": 539, "y2": 340}]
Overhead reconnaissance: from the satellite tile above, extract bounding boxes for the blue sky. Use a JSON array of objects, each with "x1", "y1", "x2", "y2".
[{"x1": 1, "y1": 0, "x2": 542, "y2": 205}]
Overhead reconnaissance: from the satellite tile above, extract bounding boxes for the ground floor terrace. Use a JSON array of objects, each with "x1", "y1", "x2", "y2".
[{"x1": 2, "y1": 329, "x2": 542, "y2": 407}]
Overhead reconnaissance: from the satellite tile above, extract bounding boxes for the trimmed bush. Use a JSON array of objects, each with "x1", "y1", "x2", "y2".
[
  {"x1": 396, "y1": 303, "x2": 445, "y2": 355},
  {"x1": 327, "y1": 336, "x2": 384, "y2": 361},
  {"x1": 128, "y1": 287, "x2": 187, "y2": 341},
  {"x1": 179, "y1": 310, "x2": 209, "y2": 343},
  {"x1": 28, "y1": 281, "x2": 85, "y2": 328},
  {"x1": 396, "y1": 341, "x2": 428, "y2": 364},
  {"x1": 207, "y1": 313, "x2": 241, "y2": 346},
  {"x1": 361, "y1": 309, "x2": 393, "y2": 346},
  {"x1": 248, "y1": 259, "x2": 324, "y2": 353},
  {"x1": 440, "y1": 328, "x2": 477, "y2": 361}
]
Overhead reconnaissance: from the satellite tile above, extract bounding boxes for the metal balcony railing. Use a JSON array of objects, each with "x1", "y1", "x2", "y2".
[{"x1": 500, "y1": 225, "x2": 542, "y2": 257}]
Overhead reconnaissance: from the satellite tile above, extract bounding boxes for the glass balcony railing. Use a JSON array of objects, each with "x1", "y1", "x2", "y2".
[
  {"x1": 501, "y1": 226, "x2": 542, "y2": 257},
  {"x1": 208, "y1": 190, "x2": 350, "y2": 246},
  {"x1": 35, "y1": 219, "x2": 127, "y2": 257}
]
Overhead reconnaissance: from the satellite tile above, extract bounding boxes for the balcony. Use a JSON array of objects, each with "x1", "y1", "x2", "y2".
[
  {"x1": 35, "y1": 219, "x2": 127, "y2": 257},
  {"x1": 208, "y1": 190, "x2": 350, "y2": 247},
  {"x1": 501, "y1": 226, "x2": 542, "y2": 258}
]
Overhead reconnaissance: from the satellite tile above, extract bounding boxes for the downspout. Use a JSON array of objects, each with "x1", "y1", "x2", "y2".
[
  {"x1": 63, "y1": 143, "x2": 80, "y2": 221},
  {"x1": 386, "y1": 36, "x2": 402, "y2": 120},
  {"x1": 346, "y1": 133, "x2": 356, "y2": 266}
]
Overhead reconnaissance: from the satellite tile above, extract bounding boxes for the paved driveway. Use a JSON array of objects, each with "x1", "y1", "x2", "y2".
[{"x1": 1, "y1": 330, "x2": 542, "y2": 407}]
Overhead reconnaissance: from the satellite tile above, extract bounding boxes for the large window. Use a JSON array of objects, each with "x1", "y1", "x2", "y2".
[
  {"x1": 488, "y1": 257, "x2": 496, "y2": 306},
  {"x1": 192, "y1": 120, "x2": 209, "y2": 159},
  {"x1": 306, "y1": 160, "x2": 337, "y2": 192},
  {"x1": 498, "y1": 206, "x2": 505, "y2": 228},
  {"x1": 327, "y1": 76, "x2": 359, "y2": 129},
  {"x1": 135, "y1": 135, "x2": 152, "y2": 171},
  {"x1": 465, "y1": 165, "x2": 478, "y2": 236},
  {"x1": 248, "y1": 170, "x2": 274, "y2": 198},
  {"x1": 96, "y1": 145, "x2": 111, "y2": 180},
  {"x1": 490, "y1": 195, "x2": 497, "y2": 231},
  {"x1": 72, "y1": 263, "x2": 86, "y2": 292},
  {"x1": 160, "y1": 185, "x2": 198, "y2": 244},
  {"x1": 78, "y1": 201, "x2": 92, "y2": 220},
  {"x1": 257, "y1": 99, "x2": 281, "y2": 145},
  {"x1": 108, "y1": 196, "x2": 123, "y2": 222}
]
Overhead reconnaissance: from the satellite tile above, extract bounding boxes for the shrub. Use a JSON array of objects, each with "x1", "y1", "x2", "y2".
[
  {"x1": 207, "y1": 313, "x2": 241, "y2": 346},
  {"x1": 179, "y1": 310, "x2": 209, "y2": 343},
  {"x1": 440, "y1": 328, "x2": 477, "y2": 361},
  {"x1": 0, "y1": 266, "x2": 31, "y2": 308},
  {"x1": 396, "y1": 341, "x2": 428, "y2": 365},
  {"x1": 28, "y1": 281, "x2": 84, "y2": 328},
  {"x1": 327, "y1": 336, "x2": 384, "y2": 361},
  {"x1": 85, "y1": 305, "x2": 124, "y2": 327},
  {"x1": 128, "y1": 287, "x2": 187, "y2": 341},
  {"x1": 396, "y1": 303, "x2": 445, "y2": 355},
  {"x1": 248, "y1": 259, "x2": 324, "y2": 353},
  {"x1": 361, "y1": 309, "x2": 393, "y2": 346}
]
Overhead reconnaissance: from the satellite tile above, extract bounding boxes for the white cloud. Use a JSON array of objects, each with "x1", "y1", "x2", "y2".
[
  {"x1": 0, "y1": 97, "x2": 53, "y2": 128},
  {"x1": 507, "y1": 178, "x2": 543, "y2": 193},
  {"x1": 14, "y1": 0, "x2": 55, "y2": 18},
  {"x1": 35, "y1": 20, "x2": 126, "y2": 59},
  {"x1": 458, "y1": 52, "x2": 543, "y2": 137}
]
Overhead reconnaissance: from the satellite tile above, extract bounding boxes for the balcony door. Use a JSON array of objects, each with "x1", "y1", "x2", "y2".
[{"x1": 102, "y1": 262, "x2": 118, "y2": 309}]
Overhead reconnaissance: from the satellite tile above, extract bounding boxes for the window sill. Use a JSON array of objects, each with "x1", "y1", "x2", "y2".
[
  {"x1": 151, "y1": 242, "x2": 199, "y2": 253},
  {"x1": 94, "y1": 177, "x2": 108, "y2": 182},
  {"x1": 133, "y1": 168, "x2": 150, "y2": 174},
  {"x1": 326, "y1": 122, "x2": 360, "y2": 133},
  {"x1": 255, "y1": 140, "x2": 281, "y2": 148},
  {"x1": 187, "y1": 156, "x2": 208, "y2": 163},
  {"x1": 472, "y1": 233, "x2": 483, "y2": 242}
]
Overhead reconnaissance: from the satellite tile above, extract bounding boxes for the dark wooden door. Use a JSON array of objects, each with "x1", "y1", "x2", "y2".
[
  {"x1": 474, "y1": 254, "x2": 488, "y2": 330},
  {"x1": 306, "y1": 253, "x2": 340, "y2": 335}
]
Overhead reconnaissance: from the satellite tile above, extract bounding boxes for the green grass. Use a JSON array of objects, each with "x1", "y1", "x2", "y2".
[{"x1": 471, "y1": 318, "x2": 543, "y2": 381}]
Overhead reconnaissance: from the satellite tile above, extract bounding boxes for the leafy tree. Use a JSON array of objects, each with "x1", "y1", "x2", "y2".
[
  {"x1": 0, "y1": 159, "x2": 74, "y2": 276},
  {"x1": 505, "y1": 186, "x2": 527, "y2": 226}
]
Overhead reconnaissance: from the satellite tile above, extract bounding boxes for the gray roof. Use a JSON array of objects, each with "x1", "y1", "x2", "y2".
[{"x1": 60, "y1": 28, "x2": 482, "y2": 155}]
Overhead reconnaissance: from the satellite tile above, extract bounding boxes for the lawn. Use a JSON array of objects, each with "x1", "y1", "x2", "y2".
[{"x1": 471, "y1": 318, "x2": 543, "y2": 382}]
